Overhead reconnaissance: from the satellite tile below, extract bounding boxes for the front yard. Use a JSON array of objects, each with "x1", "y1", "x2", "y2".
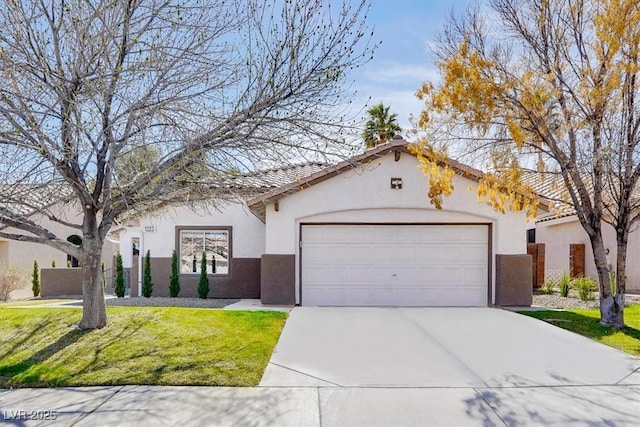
[
  {"x1": 522, "y1": 305, "x2": 640, "y2": 357},
  {"x1": 0, "y1": 307, "x2": 286, "y2": 388}
]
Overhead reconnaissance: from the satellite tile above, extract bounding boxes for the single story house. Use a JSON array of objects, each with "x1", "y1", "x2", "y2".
[
  {"x1": 0, "y1": 187, "x2": 117, "y2": 294},
  {"x1": 528, "y1": 175, "x2": 640, "y2": 293},
  {"x1": 111, "y1": 137, "x2": 535, "y2": 306}
]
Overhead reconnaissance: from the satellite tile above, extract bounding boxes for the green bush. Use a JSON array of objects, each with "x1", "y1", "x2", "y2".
[
  {"x1": 197, "y1": 252, "x2": 209, "y2": 299},
  {"x1": 169, "y1": 250, "x2": 181, "y2": 297},
  {"x1": 571, "y1": 276, "x2": 597, "y2": 301},
  {"x1": 51, "y1": 260, "x2": 56, "y2": 268},
  {"x1": 114, "y1": 252, "x2": 125, "y2": 298},
  {"x1": 142, "y1": 250, "x2": 153, "y2": 298},
  {"x1": 31, "y1": 260, "x2": 40, "y2": 297},
  {"x1": 559, "y1": 273, "x2": 571, "y2": 298},
  {"x1": 539, "y1": 279, "x2": 555, "y2": 295}
]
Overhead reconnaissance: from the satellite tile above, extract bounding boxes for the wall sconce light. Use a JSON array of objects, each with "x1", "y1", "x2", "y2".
[{"x1": 390, "y1": 177, "x2": 403, "y2": 189}]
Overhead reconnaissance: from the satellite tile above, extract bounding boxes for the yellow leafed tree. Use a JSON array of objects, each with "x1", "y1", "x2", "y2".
[{"x1": 414, "y1": 0, "x2": 640, "y2": 328}]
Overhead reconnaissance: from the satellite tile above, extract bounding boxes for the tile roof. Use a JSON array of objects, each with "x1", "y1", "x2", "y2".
[
  {"x1": 0, "y1": 183, "x2": 73, "y2": 218},
  {"x1": 225, "y1": 162, "x2": 328, "y2": 191},
  {"x1": 519, "y1": 171, "x2": 577, "y2": 221}
]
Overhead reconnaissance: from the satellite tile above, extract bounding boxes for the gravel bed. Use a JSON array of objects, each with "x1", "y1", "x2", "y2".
[
  {"x1": 106, "y1": 297, "x2": 240, "y2": 309},
  {"x1": 533, "y1": 290, "x2": 640, "y2": 310}
]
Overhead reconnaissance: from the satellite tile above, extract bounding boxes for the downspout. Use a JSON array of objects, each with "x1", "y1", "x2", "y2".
[{"x1": 137, "y1": 229, "x2": 144, "y2": 297}]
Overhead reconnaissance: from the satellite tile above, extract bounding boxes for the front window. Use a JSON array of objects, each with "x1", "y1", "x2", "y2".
[{"x1": 179, "y1": 229, "x2": 229, "y2": 274}]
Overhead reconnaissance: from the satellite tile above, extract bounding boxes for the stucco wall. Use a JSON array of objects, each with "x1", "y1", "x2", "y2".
[
  {"x1": 264, "y1": 154, "x2": 528, "y2": 254},
  {"x1": 262, "y1": 152, "x2": 530, "y2": 304},
  {"x1": 116, "y1": 201, "x2": 265, "y2": 295},
  {"x1": 40, "y1": 268, "x2": 83, "y2": 297},
  {"x1": 118, "y1": 201, "x2": 265, "y2": 265},
  {"x1": 0, "y1": 204, "x2": 117, "y2": 273},
  {"x1": 536, "y1": 218, "x2": 640, "y2": 291}
]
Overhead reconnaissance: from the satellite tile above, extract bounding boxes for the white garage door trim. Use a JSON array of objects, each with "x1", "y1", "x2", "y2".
[{"x1": 300, "y1": 223, "x2": 491, "y2": 307}]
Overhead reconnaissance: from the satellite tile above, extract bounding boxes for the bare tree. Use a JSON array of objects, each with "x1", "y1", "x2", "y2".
[
  {"x1": 0, "y1": 0, "x2": 375, "y2": 329},
  {"x1": 415, "y1": 0, "x2": 640, "y2": 328}
]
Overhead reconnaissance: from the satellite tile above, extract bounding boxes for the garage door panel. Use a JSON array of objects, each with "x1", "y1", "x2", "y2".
[
  {"x1": 303, "y1": 245, "x2": 352, "y2": 263},
  {"x1": 301, "y1": 224, "x2": 489, "y2": 307},
  {"x1": 348, "y1": 245, "x2": 387, "y2": 263}
]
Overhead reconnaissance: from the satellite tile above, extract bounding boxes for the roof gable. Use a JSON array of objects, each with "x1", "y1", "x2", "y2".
[{"x1": 246, "y1": 137, "x2": 487, "y2": 222}]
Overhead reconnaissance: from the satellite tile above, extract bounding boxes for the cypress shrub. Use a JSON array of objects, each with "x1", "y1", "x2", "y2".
[
  {"x1": 114, "y1": 252, "x2": 125, "y2": 298},
  {"x1": 197, "y1": 251, "x2": 209, "y2": 299},
  {"x1": 169, "y1": 250, "x2": 180, "y2": 297},
  {"x1": 31, "y1": 260, "x2": 40, "y2": 297},
  {"x1": 142, "y1": 250, "x2": 153, "y2": 297}
]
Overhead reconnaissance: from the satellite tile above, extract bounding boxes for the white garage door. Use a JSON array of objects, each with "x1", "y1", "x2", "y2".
[{"x1": 301, "y1": 224, "x2": 489, "y2": 306}]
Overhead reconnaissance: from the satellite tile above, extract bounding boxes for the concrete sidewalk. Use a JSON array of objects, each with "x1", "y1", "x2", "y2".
[{"x1": 1, "y1": 383, "x2": 640, "y2": 426}]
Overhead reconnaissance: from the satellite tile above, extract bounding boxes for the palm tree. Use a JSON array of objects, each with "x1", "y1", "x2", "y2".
[{"x1": 362, "y1": 102, "x2": 402, "y2": 148}]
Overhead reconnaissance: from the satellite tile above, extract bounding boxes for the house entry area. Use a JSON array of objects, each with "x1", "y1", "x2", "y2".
[{"x1": 300, "y1": 224, "x2": 490, "y2": 307}]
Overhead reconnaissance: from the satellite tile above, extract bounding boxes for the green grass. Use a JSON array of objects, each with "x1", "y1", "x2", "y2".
[
  {"x1": 522, "y1": 305, "x2": 640, "y2": 356},
  {"x1": 0, "y1": 307, "x2": 286, "y2": 387}
]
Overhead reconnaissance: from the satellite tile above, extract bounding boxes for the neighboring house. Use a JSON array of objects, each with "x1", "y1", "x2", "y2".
[
  {"x1": 527, "y1": 173, "x2": 640, "y2": 293},
  {"x1": 0, "y1": 185, "x2": 117, "y2": 273},
  {"x1": 110, "y1": 137, "x2": 535, "y2": 306}
]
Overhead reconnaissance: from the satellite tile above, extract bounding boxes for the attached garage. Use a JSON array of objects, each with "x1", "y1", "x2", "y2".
[
  {"x1": 249, "y1": 138, "x2": 536, "y2": 307},
  {"x1": 300, "y1": 224, "x2": 489, "y2": 306}
]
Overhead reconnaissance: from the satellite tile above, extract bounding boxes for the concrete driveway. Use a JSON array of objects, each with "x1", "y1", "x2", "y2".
[
  {"x1": 260, "y1": 307, "x2": 640, "y2": 388},
  {"x1": 258, "y1": 307, "x2": 640, "y2": 426}
]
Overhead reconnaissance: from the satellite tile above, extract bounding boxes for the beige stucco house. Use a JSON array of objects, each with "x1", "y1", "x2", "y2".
[
  {"x1": 112, "y1": 138, "x2": 534, "y2": 306},
  {"x1": 532, "y1": 214, "x2": 640, "y2": 293}
]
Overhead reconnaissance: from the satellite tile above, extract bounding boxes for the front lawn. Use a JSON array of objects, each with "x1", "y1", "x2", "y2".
[
  {"x1": 522, "y1": 305, "x2": 640, "y2": 356},
  {"x1": 0, "y1": 307, "x2": 286, "y2": 387}
]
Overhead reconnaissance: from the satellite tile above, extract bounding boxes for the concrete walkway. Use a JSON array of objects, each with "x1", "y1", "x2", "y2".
[
  {"x1": 1, "y1": 307, "x2": 640, "y2": 426},
  {"x1": 2, "y1": 383, "x2": 640, "y2": 426}
]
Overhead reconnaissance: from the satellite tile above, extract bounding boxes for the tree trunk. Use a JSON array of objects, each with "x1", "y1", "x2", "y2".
[
  {"x1": 78, "y1": 236, "x2": 107, "y2": 330},
  {"x1": 586, "y1": 231, "x2": 616, "y2": 327},
  {"x1": 600, "y1": 231, "x2": 628, "y2": 330}
]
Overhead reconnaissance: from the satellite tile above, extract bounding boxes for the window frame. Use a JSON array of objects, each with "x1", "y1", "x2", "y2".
[{"x1": 175, "y1": 226, "x2": 232, "y2": 276}]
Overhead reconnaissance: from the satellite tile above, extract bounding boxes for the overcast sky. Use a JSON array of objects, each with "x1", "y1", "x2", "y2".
[{"x1": 350, "y1": 0, "x2": 476, "y2": 134}]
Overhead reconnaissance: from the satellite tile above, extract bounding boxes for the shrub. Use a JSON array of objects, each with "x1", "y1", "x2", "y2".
[
  {"x1": 197, "y1": 252, "x2": 209, "y2": 299},
  {"x1": 539, "y1": 279, "x2": 555, "y2": 295},
  {"x1": 51, "y1": 260, "x2": 56, "y2": 268},
  {"x1": 169, "y1": 250, "x2": 180, "y2": 298},
  {"x1": 142, "y1": 250, "x2": 153, "y2": 298},
  {"x1": 31, "y1": 260, "x2": 41, "y2": 297},
  {"x1": 0, "y1": 264, "x2": 29, "y2": 302},
  {"x1": 66, "y1": 260, "x2": 71, "y2": 268},
  {"x1": 571, "y1": 276, "x2": 597, "y2": 301},
  {"x1": 114, "y1": 252, "x2": 126, "y2": 298},
  {"x1": 558, "y1": 273, "x2": 571, "y2": 298}
]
